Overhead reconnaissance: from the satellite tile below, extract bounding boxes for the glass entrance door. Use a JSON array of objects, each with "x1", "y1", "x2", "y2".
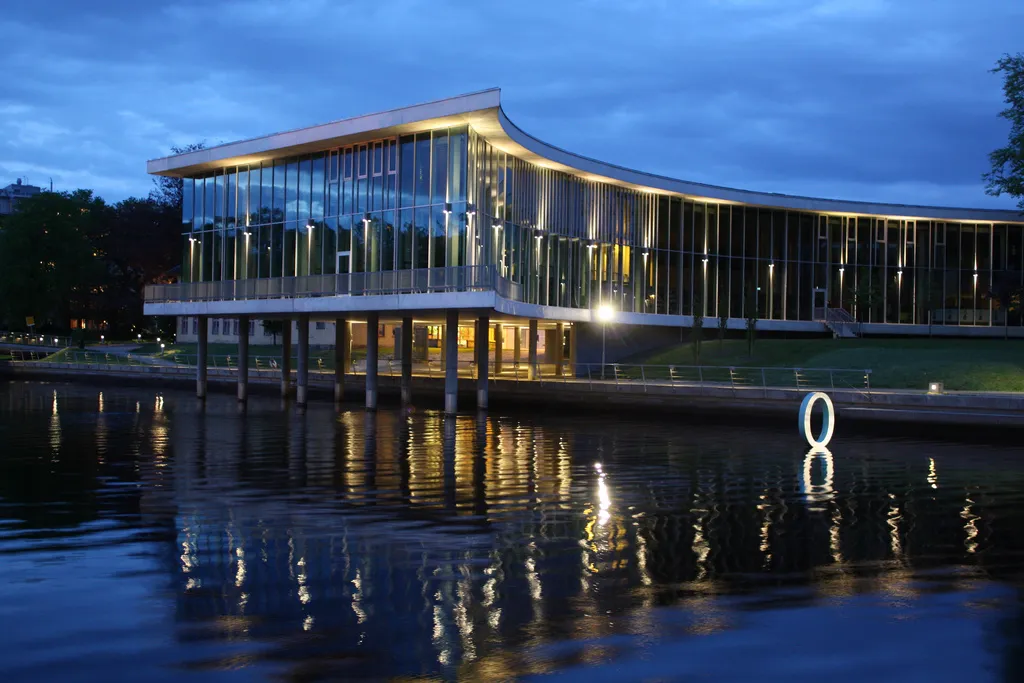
[{"x1": 812, "y1": 288, "x2": 828, "y2": 321}]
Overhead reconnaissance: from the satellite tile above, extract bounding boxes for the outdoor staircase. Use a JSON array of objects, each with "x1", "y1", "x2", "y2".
[{"x1": 824, "y1": 308, "x2": 860, "y2": 338}]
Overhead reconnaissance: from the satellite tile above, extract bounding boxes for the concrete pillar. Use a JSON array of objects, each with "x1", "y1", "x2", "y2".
[
  {"x1": 296, "y1": 313, "x2": 309, "y2": 406},
  {"x1": 280, "y1": 319, "x2": 292, "y2": 398},
  {"x1": 513, "y1": 326, "x2": 521, "y2": 376},
  {"x1": 476, "y1": 314, "x2": 489, "y2": 410},
  {"x1": 554, "y1": 322, "x2": 564, "y2": 376},
  {"x1": 528, "y1": 319, "x2": 539, "y2": 380},
  {"x1": 401, "y1": 317, "x2": 413, "y2": 404},
  {"x1": 366, "y1": 312, "x2": 379, "y2": 410},
  {"x1": 569, "y1": 323, "x2": 577, "y2": 377},
  {"x1": 439, "y1": 324, "x2": 446, "y2": 369},
  {"x1": 196, "y1": 315, "x2": 208, "y2": 399},
  {"x1": 494, "y1": 323, "x2": 503, "y2": 376},
  {"x1": 237, "y1": 315, "x2": 249, "y2": 402},
  {"x1": 444, "y1": 310, "x2": 459, "y2": 414},
  {"x1": 334, "y1": 318, "x2": 347, "y2": 402}
]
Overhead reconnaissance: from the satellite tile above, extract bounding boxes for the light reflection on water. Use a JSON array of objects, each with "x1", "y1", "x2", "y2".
[{"x1": 0, "y1": 382, "x2": 1023, "y2": 682}]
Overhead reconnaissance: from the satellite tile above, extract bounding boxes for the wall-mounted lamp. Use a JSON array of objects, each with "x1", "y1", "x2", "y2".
[
  {"x1": 443, "y1": 202, "x2": 452, "y2": 215},
  {"x1": 363, "y1": 212, "x2": 371, "y2": 224}
]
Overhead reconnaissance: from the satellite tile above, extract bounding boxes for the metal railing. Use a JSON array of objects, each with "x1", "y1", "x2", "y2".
[
  {"x1": 145, "y1": 265, "x2": 503, "y2": 303},
  {"x1": 0, "y1": 331, "x2": 71, "y2": 348},
  {"x1": 7, "y1": 350, "x2": 872, "y2": 397},
  {"x1": 553, "y1": 364, "x2": 872, "y2": 395}
]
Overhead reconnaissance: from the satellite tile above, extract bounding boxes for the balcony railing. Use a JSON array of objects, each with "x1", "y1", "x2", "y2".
[{"x1": 145, "y1": 265, "x2": 514, "y2": 304}]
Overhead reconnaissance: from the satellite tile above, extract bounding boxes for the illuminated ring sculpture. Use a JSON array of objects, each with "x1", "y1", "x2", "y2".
[{"x1": 798, "y1": 392, "x2": 835, "y2": 448}]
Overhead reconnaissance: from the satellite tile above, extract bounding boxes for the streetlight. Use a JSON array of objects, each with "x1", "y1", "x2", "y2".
[{"x1": 597, "y1": 304, "x2": 614, "y2": 379}]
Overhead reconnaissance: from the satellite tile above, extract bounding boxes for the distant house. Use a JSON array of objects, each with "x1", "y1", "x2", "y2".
[{"x1": 0, "y1": 178, "x2": 42, "y2": 215}]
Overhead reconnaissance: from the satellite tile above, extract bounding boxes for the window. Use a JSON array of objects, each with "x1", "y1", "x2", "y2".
[
  {"x1": 263, "y1": 322, "x2": 271, "y2": 336},
  {"x1": 876, "y1": 221, "x2": 886, "y2": 243},
  {"x1": 343, "y1": 147, "x2": 353, "y2": 179},
  {"x1": 232, "y1": 320, "x2": 239, "y2": 336},
  {"x1": 315, "y1": 321, "x2": 326, "y2": 330},
  {"x1": 935, "y1": 224, "x2": 946, "y2": 246},
  {"x1": 358, "y1": 145, "x2": 368, "y2": 179},
  {"x1": 373, "y1": 142, "x2": 383, "y2": 177},
  {"x1": 248, "y1": 320, "x2": 255, "y2": 337},
  {"x1": 191, "y1": 317, "x2": 198, "y2": 335},
  {"x1": 212, "y1": 319, "x2": 220, "y2": 335},
  {"x1": 180, "y1": 317, "x2": 188, "y2": 334},
  {"x1": 818, "y1": 221, "x2": 827, "y2": 241},
  {"x1": 329, "y1": 149, "x2": 339, "y2": 183}
]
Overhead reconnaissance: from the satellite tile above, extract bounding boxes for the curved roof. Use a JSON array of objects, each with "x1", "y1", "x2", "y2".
[{"x1": 148, "y1": 88, "x2": 1023, "y2": 223}]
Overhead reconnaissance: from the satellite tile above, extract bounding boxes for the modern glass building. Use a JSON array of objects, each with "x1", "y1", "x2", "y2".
[{"x1": 144, "y1": 89, "x2": 1024, "y2": 408}]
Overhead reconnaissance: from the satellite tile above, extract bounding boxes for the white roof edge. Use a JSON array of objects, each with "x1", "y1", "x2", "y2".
[
  {"x1": 146, "y1": 87, "x2": 1023, "y2": 223},
  {"x1": 494, "y1": 109, "x2": 1024, "y2": 223},
  {"x1": 146, "y1": 88, "x2": 502, "y2": 176}
]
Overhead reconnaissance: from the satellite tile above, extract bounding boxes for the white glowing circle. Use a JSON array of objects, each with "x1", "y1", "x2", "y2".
[{"x1": 799, "y1": 391, "x2": 835, "y2": 448}]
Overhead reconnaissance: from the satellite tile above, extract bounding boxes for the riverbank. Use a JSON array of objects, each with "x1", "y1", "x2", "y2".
[
  {"x1": 641, "y1": 338, "x2": 1024, "y2": 392},
  {"x1": 4, "y1": 361, "x2": 1022, "y2": 431}
]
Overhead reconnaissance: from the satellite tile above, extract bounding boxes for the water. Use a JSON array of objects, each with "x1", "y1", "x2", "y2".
[{"x1": 1, "y1": 381, "x2": 1023, "y2": 682}]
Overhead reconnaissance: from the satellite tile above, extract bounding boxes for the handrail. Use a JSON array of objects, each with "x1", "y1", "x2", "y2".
[
  {"x1": 145, "y1": 265, "x2": 503, "y2": 303},
  {"x1": 7, "y1": 350, "x2": 874, "y2": 395},
  {"x1": 0, "y1": 331, "x2": 71, "y2": 348}
]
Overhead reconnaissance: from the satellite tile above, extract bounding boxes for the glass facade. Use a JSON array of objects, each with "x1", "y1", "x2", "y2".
[{"x1": 179, "y1": 126, "x2": 1024, "y2": 328}]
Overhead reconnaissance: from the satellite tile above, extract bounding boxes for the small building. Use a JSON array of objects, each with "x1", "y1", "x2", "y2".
[{"x1": 0, "y1": 178, "x2": 41, "y2": 215}]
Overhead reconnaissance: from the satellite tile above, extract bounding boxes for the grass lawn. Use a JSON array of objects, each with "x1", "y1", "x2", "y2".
[{"x1": 639, "y1": 338, "x2": 1024, "y2": 392}]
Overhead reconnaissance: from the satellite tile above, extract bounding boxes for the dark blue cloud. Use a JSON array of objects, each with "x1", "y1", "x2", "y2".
[{"x1": 0, "y1": 0, "x2": 1020, "y2": 208}]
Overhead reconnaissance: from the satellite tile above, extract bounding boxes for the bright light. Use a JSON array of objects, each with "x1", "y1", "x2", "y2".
[
  {"x1": 137, "y1": 334, "x2": 142, "y2": 340},
  {"x1": 160, "y1": 343, "x2": 165, "y2": 349},
  {"x1": 157, "y1": 337, "x2": 161, "y2": 343},
  {"x1": 100, "y1": 335, "x2": 104, "y2": 341},
  {"x1": 597, "y1": 304, "x2": 614, "y2": 323}
]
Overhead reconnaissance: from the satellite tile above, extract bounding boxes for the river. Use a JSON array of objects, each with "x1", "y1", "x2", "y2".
[{"x1": 1, "y1": 381, "x2": 1022, "y2": 681}]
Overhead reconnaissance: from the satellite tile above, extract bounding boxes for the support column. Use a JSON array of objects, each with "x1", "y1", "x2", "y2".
[
  {"x1": 439, "y1": 324, "x2": 446, "y2": 369},
  {"x1": 528, "y1": 319, "x2": 539, "y2": 380},
  {"x1": 494, "y1": 323, "x2": 503, "y2": 376},
  {"x1": 554, "y1": 322, "x2": 564, "y2": 376},
  {"x1": 401, "y1": 317, "x2": 413, "y2": 404},
  {"x1": 280, "y1": 319, "x2": 292, "y2": 398},
  {"x1": 334, "y1": 318, "x2": 347, "y2": 403},
  {"x1": 196, "y1": 315, "x2": 208, "y2": 399},
  {"x1": 366, "y1": 312, "x2": 379, "y2": 410},
  {"x1": 476, "y1": 314, "x2": 489, "y2": 410},
  {"x1": 513, "y1": 326, "x2": 521, "y2": 376},
  {"x1": 237, "y1": 315, "x2": 249, "y2": 402},
  {"x1": 569, "y1": 323, "x2": 578, "y2": 378},
  {"x1": 296, "y1": 314, "x2": 309, "y2": 406},
  {"x1": 444, "y1": 310, "x2": 459, "y2": 415}
]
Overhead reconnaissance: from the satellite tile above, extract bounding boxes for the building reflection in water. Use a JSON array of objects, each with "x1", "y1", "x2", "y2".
[{"x1": 52, "y1": 392, "x2": 1007, "y2": 679}]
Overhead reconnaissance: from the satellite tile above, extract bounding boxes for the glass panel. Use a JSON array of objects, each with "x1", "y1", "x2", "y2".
[
  {"x1": 311, "y1": 154, "x2": 325, "y2": 219},
  {"x1": 181, "y1": 178, "x2": 193, "y2": 232},
  {"x1": 432, "y1": 130, "x2": 448, "y2": 205},
  {"x1": 399, "y1": 135, "x2": 415, "y2": 208},
  {"x1": 415, "y1": 133, "x2": 430, "y2": 207}
]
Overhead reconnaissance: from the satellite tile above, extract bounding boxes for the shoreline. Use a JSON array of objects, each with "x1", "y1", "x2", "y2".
[{"x1": 3, "y1": 362, "x2": 1022, "y2": 434}]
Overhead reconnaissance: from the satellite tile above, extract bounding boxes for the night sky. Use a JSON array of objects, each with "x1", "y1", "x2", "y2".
[{"x1": 1, "y1": 0, "x2": 1021, "y2": 208}]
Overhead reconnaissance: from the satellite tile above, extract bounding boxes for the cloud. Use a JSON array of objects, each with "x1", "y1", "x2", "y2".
[{"x1": 0, "y1": 0, "x2": 1019, "y2": 209}]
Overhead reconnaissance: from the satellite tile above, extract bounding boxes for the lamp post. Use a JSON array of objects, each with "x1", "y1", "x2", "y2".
[{"x1": 597, "y1": 304, "x2": 614, "y2": 379}]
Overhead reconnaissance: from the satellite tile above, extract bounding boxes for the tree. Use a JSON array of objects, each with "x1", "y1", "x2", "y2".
[
  {"x1": 845, "y1": 269, "x2": 883, "y2": 323},
  {"x1": 0, "y1": 191, "x2": 106, "y2": 331},
  {"x1": 984, "y1": 54, "x2": 1024, "y2": 211},
  {"x1": 691, "y1": 311, "x2": 703, "y2": 365},
  {"x1": 149, "y1": 142, "x2": 207, "y2": 208},
  {"x1": 262, "y1": 319, "x2": 284, "y2": 345},
  {"x1": 745, "y1": 286, "x2": 759, "y2": 358}
]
